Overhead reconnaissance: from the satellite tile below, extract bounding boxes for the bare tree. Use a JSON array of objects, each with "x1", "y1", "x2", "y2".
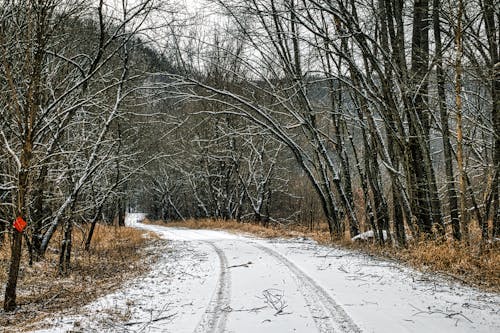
[
  {"x1": 153, "y1": 0, "x2": 498, "y2": 245},
  {"x1": 1, "y1": 0, "x2": 160, "y2": 311}
]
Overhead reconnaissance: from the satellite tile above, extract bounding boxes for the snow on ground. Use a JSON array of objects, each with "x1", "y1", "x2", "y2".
[{"x1": 32, "y1": 213, "x2": 500, "y2": 332}]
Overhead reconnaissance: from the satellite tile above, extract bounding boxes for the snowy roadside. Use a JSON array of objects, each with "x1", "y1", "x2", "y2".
[
  {"x1": 30, "y1": 214, "x2": 221, "y2": 333},
  {"x1": 29, "y1": 213, "x2": 500, "y2": 333}
]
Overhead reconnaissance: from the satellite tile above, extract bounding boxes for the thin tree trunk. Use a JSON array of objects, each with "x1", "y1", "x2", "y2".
[
  {"x1": 379, "y1": 0, "x2": 405, "y2": 245},
  {"x1": 31, "y1": 167, "x2": 48, "y2": 260},
  {"x1": 85, "y1": 207, "x2": 103, "y2": 251},
  {"x1": 432, "y1": 0, "x2": 462, "y2": 240},
  {"x1": 349, "y1": 116, "x2": 373, "y2": 238},
  {"x1": 3, "y1": 4, "x2": 44, "y2": 305},
  {"x1": 0, "y1": 218, "x2": 5, "y2": 246},
  {"x1": 324, "y1": 32, "x2": 359, "y2": 237},
  {"x1": 410, "y1": 0, "x2": 431, "y2": 235},
  {"x1": 118, "y1": 199, "x2": 126, "y2": 227},
  {"x1": 408, "y1": 0, "x2": 445, "y2": 236},
  {"x1": 59, "y1": 218, "x2": 73, "y2": 275},
  {"x1": 433, "y1": 0, "x2": 461, "y2": 240},
  {"x1": 493, "y1": 62, "x2": 500, "y2": 239},
  {"x1": 4, "y1": 140, "x2": 31, "y2": 311},
  {"x1": 482, "y1": 0, "x2": 499, "y2": 239},
  {"x1": 455, "y1": 0, "x2": 468, "y2": 242},
  {"x1": 364, "y1": 151, "x2": 379, "y2": 241},
  {"x1": 4, "y1": 227, "x2": 23, "y2": 311},
  {"x1": 368, "y1": 135, "x2": 390, "y2": 244}
]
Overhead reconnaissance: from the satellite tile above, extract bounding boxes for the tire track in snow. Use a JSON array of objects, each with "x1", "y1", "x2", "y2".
[
  {"x1": 193, "y1": 242, "x2": 231, "y2": 333},
  {"x1": 254, "y1": 244, "x2": 362, "y2": 333}
]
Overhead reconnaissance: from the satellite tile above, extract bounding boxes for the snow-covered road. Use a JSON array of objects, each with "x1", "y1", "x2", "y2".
[{"x1": 34, "y1": 213, "x2": 500, "y2": 332}]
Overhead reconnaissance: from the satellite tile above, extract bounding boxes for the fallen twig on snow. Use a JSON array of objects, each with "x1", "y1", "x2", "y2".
[
  {"x1": 124, "y1": 313, "x2": 177, "y2": 326},
  {"x1": 410, "y1": 304, "x2": 473, "y2": 323},
  {"x1": 222, "y1": 305, "x2": 267, "y2": 313},
  {"x1": 228, "y1": 261, "x2": 253, "y2": 268},
  {"x1": 260, "y1": 289, "x2": 290, "y2": 315}
]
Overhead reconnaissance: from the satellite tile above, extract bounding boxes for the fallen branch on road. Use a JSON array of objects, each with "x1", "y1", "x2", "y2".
[
  {"x1": 228, "y1": 261, "x2": 253, "y2": 268},
  {"x1": 124, "y1": 313, "x2": 177, "y2": 326}
]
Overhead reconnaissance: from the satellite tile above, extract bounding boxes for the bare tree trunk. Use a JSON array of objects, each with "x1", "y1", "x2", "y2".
[
  {"x1": 118, "y1": 199, "x2": 126, "y2": 227},
  {"x1": 3, "y1": 0, "x2": 46, "y2": 308},
  {"x1": 379, "y1": 0, "x2": 405, "y2": 245},
  {"x1": 4, "y1": 224, "x2": 23, "y2": 311},
  {"x1": 59, "y1": 218, "x2": 73, "y2": 275},
  {"x1": 85, "y1": 207, "x2": 102, "y2": 251},
  {"x1": 368, "y1": 135, "x2": 390, "y2": 244},
  {"x1": 4, "y1": 132, "x2": 33, "y2": 310},
  {"x1": 493, "y1": 62, "x2": 500, "y2": 239},
  {"x1": 349, "y1": 123, "x2": 372, "y2": 236},
  {"x1": 482, "y1": 0, "x2": 499, "y2": 240},
  {"x1": 0, "y1": 219, "x2": 5, "y2": 246},
  {"x1": 31, "y1": 185, "x2": 45, "y2": 259},
  {"x1": 409, "y1": 0, "x2": 435, "y2": 236},
  {"x1": 455, "y1": 0, "x2": 468, "y2": 242},
  {"x1": 433, "y1": 0, "x2": 461, "y2": 240},
  {"x1": 324, "y1": 32, "x2": 359, "y2": 237}
]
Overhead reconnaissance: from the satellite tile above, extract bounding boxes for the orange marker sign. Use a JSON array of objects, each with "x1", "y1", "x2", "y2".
[{"x1": 13, "y1": 216, "x2": 27, "y2": 233}]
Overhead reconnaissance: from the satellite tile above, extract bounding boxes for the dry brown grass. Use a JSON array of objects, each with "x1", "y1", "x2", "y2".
[
  {"x1": 403, "y1": 240, "x2": 499, "y2": 288},
  {"x1": 149, "y1": 218, "x2": 500, "y2": 292},
  {"x1": 342, "y1": 237, "x2": 500, "y2": 292},
  {"x1": 0, "y1": 224, "x2": 159, "y2": 332},
  {"x1": 145, "y1": 218, "x2": 333, "y2": 243},
  {"x1": 335, "y1": 220, "x2": 500, "y2": 291}
]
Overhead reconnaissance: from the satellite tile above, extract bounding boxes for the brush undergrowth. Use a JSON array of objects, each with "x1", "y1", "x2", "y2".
[
  {"x1": 152, "y1": 218, "x2": 332, "y2": 243},
  {"x1": 150, "y1": 218, "x2": 499, "y2": 292},
  {"x1": 0, "y1": 224, "x2": 158, "y2": 332}
]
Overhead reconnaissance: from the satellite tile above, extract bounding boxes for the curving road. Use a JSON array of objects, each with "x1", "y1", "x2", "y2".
[
  {"x1": 33, "y1": 213, "x2": 500, "y2": 333},
  {"x1": 135, "y1": 219, "x2": 361, "y2": 333},
  {"x1": 128, "y1": 214, "x2": 499, "y2": 333}
]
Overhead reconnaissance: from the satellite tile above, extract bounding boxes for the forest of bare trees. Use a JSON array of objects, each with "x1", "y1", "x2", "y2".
[{"x1": 1, "y1": 0, "x2": 498, "y2": 312}]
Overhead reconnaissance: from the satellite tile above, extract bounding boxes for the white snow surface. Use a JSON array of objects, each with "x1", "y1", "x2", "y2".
[{"x1": 32, "y1": 213, "x2": 500, "y2": 333}]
